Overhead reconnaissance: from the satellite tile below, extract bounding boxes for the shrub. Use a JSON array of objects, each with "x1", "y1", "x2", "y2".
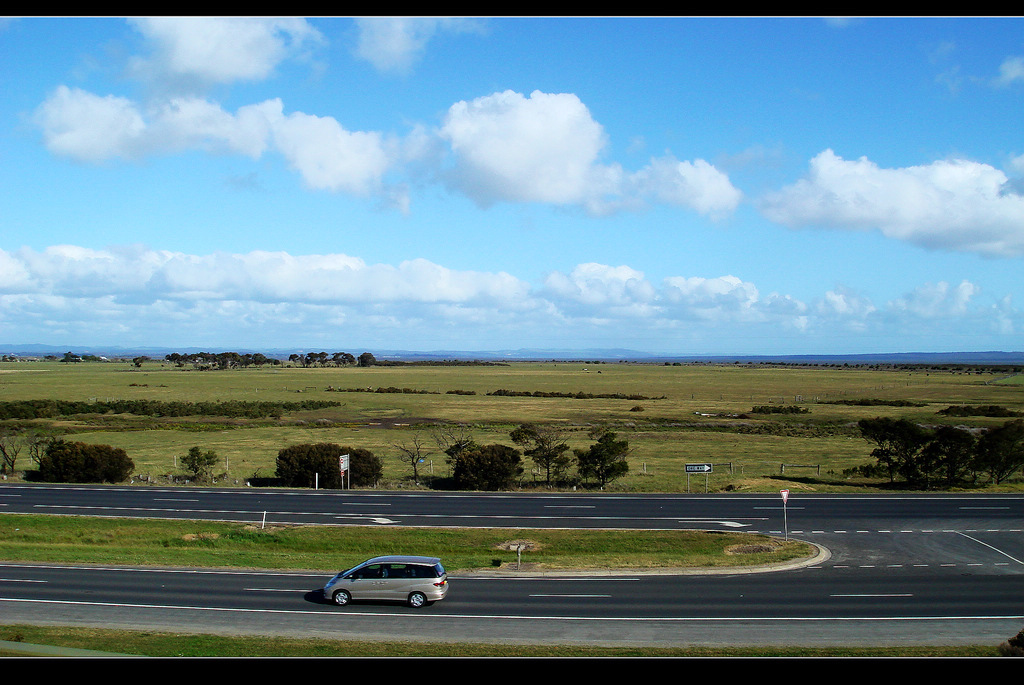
[
  {"x1": 181, "y1": 446, "x2": 219, "y2": 482},
  {"x1": 275, "y1": 443, "x2": 382, "y2": 489},
  {"x1": 36, "y1": 439, "x2": 134, "y2": 483},
  {"x1": 453, "y1": 444, "x2": 523, "y2": 491}
]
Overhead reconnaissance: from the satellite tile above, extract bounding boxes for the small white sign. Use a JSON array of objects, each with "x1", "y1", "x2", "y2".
[{"x1": 780, "y1": 489, "x2": 790, "y2": 503}]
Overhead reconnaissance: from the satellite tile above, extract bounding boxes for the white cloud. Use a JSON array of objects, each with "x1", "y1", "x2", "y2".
[
  {"x1": 993, "y1": 56, "x2": 1024, "y2": 88},
  {"x1": 887, "y1": 280, "x2": 980, "y2": 318},
  {"x1": 662, "y1": 275, "x2": 760, "y2": 318},
  {"x1": 815, "y1": 287, "x2": 876, "y2": 319},
  {"x1": 633, "y1": 155, "x2": 743, "y2": 218},
  {"x1": 127, "y1": 17, "x2": 323, "y2": 88},
  {"x1": 34, "y1": 82, "x2": 738, "y2": 218},
  {"x1": 33, "y1": 87, "x2": 147, "y2": 162},
  {"x1": 760, "y1": 149, "x2": 1024, "y2": 257},
  {"x1": 440, "y1": 90, "x2": 613, "y2": 207},
  {"x1": 34, "y1": 91, "x2": 393, "y2": 194},
  {"x1": 269, "y1": 108, "x2": 391, "y2": 195},
  {"x1": 0, "y1": 247, "x2": 528, "y2": 307},
  {"x1": 31, "y1": 21, "x2": 741, "y2": 217},
  {"x1": 440, "y1": 90, "x2": 740, "y2": 216},
  {"x1": 353, "y1": 17, "x2": 484, "y2": 74},
  {"x1": 0, "y1": 246, "x2": 1018, "y2": 352},
  {"x1": 543, "y1": 264, "x2": 655, "y2": 307},
  {"x1": 33, "y1": 88, "x2": 280, "y2": 162}
]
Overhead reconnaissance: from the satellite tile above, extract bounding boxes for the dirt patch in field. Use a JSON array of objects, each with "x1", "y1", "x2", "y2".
[{"x1": 494, "y1": 539, "x2": 543, "y2": 552}]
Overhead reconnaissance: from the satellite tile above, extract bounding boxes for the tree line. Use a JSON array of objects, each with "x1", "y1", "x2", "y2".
[
  {"x1": 857, "y1": 417, "x2": 1024, "y2": 488},
  {"x1": 0, "y1": 398, "x2": 343, "y2": 420},
  {"x1": 275, "y1": 424, "x2": 630, "y2": 491},
  {"x1": 4, "y1": 422, "x2": 631, "y2": 492}
]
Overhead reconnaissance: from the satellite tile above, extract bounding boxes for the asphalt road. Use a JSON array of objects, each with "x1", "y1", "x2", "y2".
[{"x1": 1, "y1": 484, "x2": 1022, "y2": 647}]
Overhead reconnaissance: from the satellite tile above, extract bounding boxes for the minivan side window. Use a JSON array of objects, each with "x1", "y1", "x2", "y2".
[{"x1": 351, "y1": 564, "x2": 384, "y2": 579}]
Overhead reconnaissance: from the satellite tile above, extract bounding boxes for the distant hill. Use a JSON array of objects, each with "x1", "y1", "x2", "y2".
[{"x1": 2, "y1": 343, "x2": 1023, "y2": 365}]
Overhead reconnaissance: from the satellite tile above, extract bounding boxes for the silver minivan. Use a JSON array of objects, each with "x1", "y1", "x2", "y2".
[{"x1": 323, "y1": 555, "x2": 449, "y2": 608}]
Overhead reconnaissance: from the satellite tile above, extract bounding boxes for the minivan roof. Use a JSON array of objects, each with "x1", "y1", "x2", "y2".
[{"x1": 362, "y1": 555, "x2": 441, "y2": 565}]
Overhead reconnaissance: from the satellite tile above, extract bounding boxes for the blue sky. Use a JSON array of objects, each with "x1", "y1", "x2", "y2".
[{"x1": 2, "y1": 16, "x2": 1024, "y2": 355}]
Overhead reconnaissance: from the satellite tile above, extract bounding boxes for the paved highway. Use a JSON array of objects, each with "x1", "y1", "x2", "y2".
[{"x1": 0, "y1": 484, "x2": 1022, "y2": 647}]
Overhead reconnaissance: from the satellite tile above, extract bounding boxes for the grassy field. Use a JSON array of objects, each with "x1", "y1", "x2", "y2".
[
  {"x1": 1, "y1": 359, "x2": 1021, "y2": 657},
  {"x1": 2, "y1": 359, "x2": 1023, "y2": 492}
]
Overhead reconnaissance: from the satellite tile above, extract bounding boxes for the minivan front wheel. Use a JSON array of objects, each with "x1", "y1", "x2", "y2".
[
  {"x1": 332, "y1": 589, "x2": 351, "y2": 606},
  {"x1": 407, "y1": 592, "x2": 428, "y2": 608}
]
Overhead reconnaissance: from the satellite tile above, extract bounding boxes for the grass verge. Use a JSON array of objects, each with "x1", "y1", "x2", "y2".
[
  {"x1": 0, "y1": 625, "x2": 1004, "y2": 657},
  {"x1": 0, "y1": 513, "x2": 812, "y2": 572}
]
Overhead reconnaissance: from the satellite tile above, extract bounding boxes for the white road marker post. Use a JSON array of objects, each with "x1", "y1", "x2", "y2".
[{"x1": 780, "y1": 489, "x2": 790, "y2": 541}]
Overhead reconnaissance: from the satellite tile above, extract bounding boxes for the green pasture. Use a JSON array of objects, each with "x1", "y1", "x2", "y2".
[{"x1": 2, "y1": 359, "x2": 1022, "y2": 492}]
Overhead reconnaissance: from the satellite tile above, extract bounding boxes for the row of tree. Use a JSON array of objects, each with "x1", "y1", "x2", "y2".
[
  {"x1": 415, "y1": 423, "x2": 629, "y2": 489},
  {"x1": 287, "y1": 352, "x2": 376, "y2": 368},
  {"x1": 163, "y1": 352, "x2": 281, "y2": 369},
  {"x1": 858, "y1": 418, "x2": 1024, "y2": 488},
  {"x1": 274, "y1": 425, "x2": 631, "y2": 492}
]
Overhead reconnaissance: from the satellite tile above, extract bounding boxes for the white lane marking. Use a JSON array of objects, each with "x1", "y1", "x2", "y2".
[{"x1": 957, "y1": 532, "x2": 1024, "y2": 565}]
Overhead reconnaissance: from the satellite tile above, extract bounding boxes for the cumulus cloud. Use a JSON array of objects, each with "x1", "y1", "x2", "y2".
[
  {"x1": 662, "y1": 275, "x2": 761, "y2": 319},
  {"x1": 1, "y1": 247, "x2": 530, "y2": 307},
  {"x1": 633, "y1": 155, "x2": 743, "y2": 218},
  {"x1": 127, "y1": 17, "x2": 323, "y2": 88},
  {"x1": 30, "y1": 19, "x2": 744, "y2": 218},
  {"x1": 35, "y1": 80, "x2": 738, "y2": 218},
  {"x1": 887, "y1": 280, "x2": 980, "y2": 318},
  {"x1": 353, "y1": 17, "x2": 484, "y2": 74},
  {"x1": 0, "y1": 246, "x2": 1018, "y2": 352},
  {"x1": 993, "y1": 56, "x2": 1024, "y2": 88},
  {"x1": 34, "y1": 88, "x2": 276, "y2": 162},
  {"x1": 33, "y1": 87, "x2": 147, "y2": 162},
  {"x1": 440, "y1": 90, "x2": 614, "y2": 207},
  {"x1": 759, "y1": 149, "x2": 1024, "y2": 257},
  {"x1": 34, "y1": 91, "x2": 394, "y2": 193},
  {"x1": 440, "y1": 90, "x2": 741, "y2": 216},
  {"x1": 269, "y1": 108, "x2": 391, "y2": 195}
]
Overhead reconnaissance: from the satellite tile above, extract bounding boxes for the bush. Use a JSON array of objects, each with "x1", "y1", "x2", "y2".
[
  {"x1": 35, "y1": 439, "x2": 134, "y2": 483},
  {"x1": 340, "y1": 446, "x2": 383, "y2": 487},
  {"x1": 275, "y1": 443, "x2": 382, "y2": 489},
  {"x1": 453, "y1": 444, "x2": 523, "y2": 491},
  {"x1": 998, "y1": 627, "x2": 1024, "y2": 656},
  {"x1": 181, "y1": 446, "x2": 219, "y2": 482}
]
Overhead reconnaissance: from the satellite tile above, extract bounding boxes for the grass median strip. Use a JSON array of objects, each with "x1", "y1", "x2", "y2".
[
  {"x1": 0, "y1": 626, "x2": 1002, "y2": 657},
  {"x1": 0, "y1": 513, "x2": 813, "y2": 572}
]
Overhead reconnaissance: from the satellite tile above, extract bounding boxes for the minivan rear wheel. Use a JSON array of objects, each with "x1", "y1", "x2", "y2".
[
  {"x1": 408, "y1": 591, "x2": 428, "y2": 608},
  {"x1": 332, "y1": 589, "x2": 351, "y2": 606}
]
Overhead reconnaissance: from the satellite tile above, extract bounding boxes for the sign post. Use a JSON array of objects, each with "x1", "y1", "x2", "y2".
[
  {"x1": 340, "y1": 454, "x2": 350, "y2": 489},
  {"x1": 685, "y1": 463, "x2": 713, "y2": 493},
  {"x1": 780, "y1": 489, "x2": 790, "y2": 541}
]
